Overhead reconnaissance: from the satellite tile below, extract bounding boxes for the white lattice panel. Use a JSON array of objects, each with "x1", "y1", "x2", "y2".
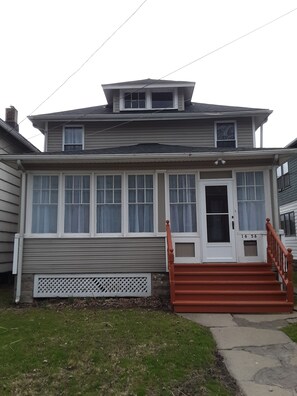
[{"x1": 33, "y1": 274, "x2": 151, "y2": 298}]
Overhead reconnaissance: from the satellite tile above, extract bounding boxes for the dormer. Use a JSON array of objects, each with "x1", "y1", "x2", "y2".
[{"x1": 102, "y1": 78, "x2": 195, "y2": 113}]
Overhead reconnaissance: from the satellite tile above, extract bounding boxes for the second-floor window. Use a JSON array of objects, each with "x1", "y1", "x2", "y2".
[
  {"x1": 124, "y1": 92, "x2": 146, "y2": 109},
  {"x1": 280, "y1": 212, "x2": 295, "y2": 236},
  {"x1": 215, "y1": 122, "x2": 237, "y2": 148},
  {"x1": 63, "y1": 127, "x2": 83, "y2": 151},
  {"x1": 277, "y1": 162, "x2": 290, "y2": 191}
]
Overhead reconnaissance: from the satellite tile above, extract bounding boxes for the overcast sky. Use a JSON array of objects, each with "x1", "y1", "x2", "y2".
[{"x1": 1, "y1": 0, "x2": 297, "y2": 151}]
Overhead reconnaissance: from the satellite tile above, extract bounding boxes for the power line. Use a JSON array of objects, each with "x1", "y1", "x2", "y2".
[{"x1": 3, "y1": 4, "x2": 297, "y2": 150}]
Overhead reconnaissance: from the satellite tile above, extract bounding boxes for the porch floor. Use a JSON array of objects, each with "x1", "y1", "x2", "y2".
[{"x1": 171, "y1": 263, "x2": 294, "y2": 313}]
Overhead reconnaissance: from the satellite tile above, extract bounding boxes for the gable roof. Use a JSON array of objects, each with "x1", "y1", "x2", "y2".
[{"x1": 0, "y1": 118, "x2": 40, "y2": 152}]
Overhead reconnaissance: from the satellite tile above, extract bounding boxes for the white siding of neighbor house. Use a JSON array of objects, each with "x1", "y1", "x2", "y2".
[
  {"x1": 0, "y1": 162, "x2": 20, "y2": 272},
  {"x1": 22, "y1": 237, "x2": 166, "y2": 274},
  {"x1": 47, "y1": 118, "x2": 253, "y2": 152},
  {"x1": 279, "y1": 201, "x2": 297, "y2": 259}
]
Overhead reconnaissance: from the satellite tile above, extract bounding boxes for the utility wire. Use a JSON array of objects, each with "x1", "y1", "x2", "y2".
[{"x1": 2, "y1": 4, "x2": 297, "y2": 150}]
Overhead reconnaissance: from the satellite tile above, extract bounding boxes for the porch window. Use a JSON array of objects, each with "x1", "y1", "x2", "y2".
[
  {"x1": 236, "y1": 172, "x2": 265, "y2": 230},
  {"x1": 96, "y1": 175, "x2": 121, "y2": 233},
  {"x1": 63, "y1": 127, "x2": 83, "y2": 151},
  {"x1": 215, "y1": 122, "x2": 236, "y2": 148},
  {"x1": 169, "y1": 174, "x2": 197, "y2": 232},
  {"x1": 128, "y1": 175, "x2": 154, "y2": 232},
  {"x1": 64, "y1": 175, "x2": 90, "y2": 233},
  {"x1": 32, "y1": 175, "x2": 58, "y2": 233}
]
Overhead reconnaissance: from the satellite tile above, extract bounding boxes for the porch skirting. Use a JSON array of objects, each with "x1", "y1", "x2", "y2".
[{"x1": 20, "y1": 272, "x2": 169, "y2": 303}]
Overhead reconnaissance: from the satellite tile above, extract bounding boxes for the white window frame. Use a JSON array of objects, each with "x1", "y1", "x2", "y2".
[
  {"x1": 62, "y1": 125, "x2": 84, "y2": 151},
  {"x1": 165, "y1": 171, "x2": 199, "y2": 237},
  {"x1": 119, "y1": 88, "x2": 178, "y2": 111},
  {"x1": 95, "y1": 173, "x2": 123, "y2": 237},
  {"x1": 125, "y1": 172, "x2": 157, "y2": 236},
  {"x1": 215, "y1": 121, "x2": 237, "y2": 148}
]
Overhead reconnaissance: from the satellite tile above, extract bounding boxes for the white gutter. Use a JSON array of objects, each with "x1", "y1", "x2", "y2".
[
  {"x1": 15, "y1": 162, "x2": 27, "y2": 303},
  {"x1": 271, "y1": 163, "x2": 280, "y2": 229},
  {"x1": 260, "y1": 124, "x2": 264, "y2": 148}
]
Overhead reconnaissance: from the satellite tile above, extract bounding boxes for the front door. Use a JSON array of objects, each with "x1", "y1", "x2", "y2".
[{"x1": 200, "y1": 181, "x2": 236, "y2": 262}]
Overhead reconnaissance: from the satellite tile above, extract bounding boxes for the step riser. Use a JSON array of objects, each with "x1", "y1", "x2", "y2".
[
  {"x1": 174, "y1": 293, "x2": 287, "y2": 302},
  {"x1": 174, "y1": 283, "x2": 281, "y2": 291},
  {"x1": 174, "y1": 305, "x2": 293, "y2": 314},
  {"x1": 175, "y1": 274, "x2": 276, "y2": 281},
  {"x1": 174, "y1": 265, "x2": 271, "y2": 273}
]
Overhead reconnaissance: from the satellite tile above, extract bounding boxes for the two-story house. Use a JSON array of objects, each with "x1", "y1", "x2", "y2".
[
  {"x1": 1, "y1": 79, "x2": 295, "y2": 312},
  {"x1": 278, "y1": 138, "x2": 297, "y2": 259},
  {"x1": 0, "y1": 106, "x2": 39, "y2": 276}
]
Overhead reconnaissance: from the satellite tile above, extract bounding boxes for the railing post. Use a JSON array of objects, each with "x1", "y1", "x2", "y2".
[
  {"x1": 266, "y1": 218, "x2": 272, "y2": 267},
  {"x1": 287, "y1": 248, "x2": 294, "y2": 303},
  {"x1": 166, "y1": 220, "x2": 175, "y2": 306}
]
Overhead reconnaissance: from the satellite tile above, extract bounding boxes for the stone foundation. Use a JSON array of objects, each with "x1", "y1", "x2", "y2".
[{"x1": 20, "y1": 274, "x2": 34, "y2": 303}]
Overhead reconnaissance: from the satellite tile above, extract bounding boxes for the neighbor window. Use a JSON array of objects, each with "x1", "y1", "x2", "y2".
[
  {"x1": 128, "y1": 175, "x2": 154, "y2": 232},
  {"x1": 32, "y1": 175, "x2": 58, "y2": 233},
  {"x1": 169, "y1": 174, "x2": 197, "y2": 232},
  {"x1": 280, "y1": 212, "x2": 295, "y2": 236},
  {"x1": 124, "y1": 92, "x2": 146, "y2": 109},
  {"x1": 96, "y1": 175, "x2": 122, "y2": 233},
  {"x1": 236, "y1": 171, "x2": 265, "y2": 230},
  {"x1": 277, "y1": 162, "x2": 290, "y2": 191},
  {"x1": 151, "y1": 92, "x2": 173, "y2": 108},
  {"x1": 215, "y1": 122, "x2": 236, "y2": 148},
  {"x1": 63, "y1": 127, "x2": 83, "y2": 151},
  {"x1": 64, "y1": 176, "x2": 90, "y2": 233}
]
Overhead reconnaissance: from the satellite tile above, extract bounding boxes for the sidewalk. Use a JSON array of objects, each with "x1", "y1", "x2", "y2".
[{"x1": 180, "y1": 310, "x2": 297, "y2": 396}]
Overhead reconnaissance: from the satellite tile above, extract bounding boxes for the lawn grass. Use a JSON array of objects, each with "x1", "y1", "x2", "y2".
[{"x1": 0, "y1": 300, "x2": 238, "y2": 396}]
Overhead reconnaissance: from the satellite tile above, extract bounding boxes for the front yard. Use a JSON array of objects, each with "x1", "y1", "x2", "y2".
[{"x1": 0, "y1": 290, "x2": 239, "y2": 396}]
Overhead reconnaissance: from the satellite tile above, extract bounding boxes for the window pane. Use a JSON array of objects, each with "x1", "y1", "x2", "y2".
[
  {"x1": 32, "y1": 175, "x2": 58, "y2": 233},
  {"x1": 152, "y1": 92, "x2": 173, "y2": 108},
  {"x1": 97, "y1": 205, "x2": 121, "y2": 233}
]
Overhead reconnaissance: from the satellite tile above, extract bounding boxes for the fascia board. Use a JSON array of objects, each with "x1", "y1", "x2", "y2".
[{"x1": 1, "y1": 148, "x2": 297, "y2": 164}]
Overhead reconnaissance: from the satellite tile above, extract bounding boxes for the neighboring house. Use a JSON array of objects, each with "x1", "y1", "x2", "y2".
[
  {"x1": 0, "y1": 106, "x2": 39, "y2": 274},
  {"x1": 1, "y1": 79, "x2": 296, "y2": 312},
  {"x1": 278, "y1": 138, "x2": 297, "y2": 258}
]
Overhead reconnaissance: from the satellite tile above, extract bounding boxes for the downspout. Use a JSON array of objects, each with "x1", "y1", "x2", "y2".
[
  {"x1": 260, "y1": 124, "x2": 264, "y2": 148},
  {"x1": 271, "y1": 155, "x2": 280, "y2": 230},
  {"x1": 15, "y1": 160, "x2": 26, "y2": 303}
]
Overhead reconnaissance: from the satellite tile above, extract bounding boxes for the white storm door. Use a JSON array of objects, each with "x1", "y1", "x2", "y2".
[{"x1": 200, "y1": 181, "x2": 236, "y2": 262}]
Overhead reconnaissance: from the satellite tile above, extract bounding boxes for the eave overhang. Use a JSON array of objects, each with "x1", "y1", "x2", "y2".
[{"x1": 1, "y1": 148, "x2": 296, "y2": 167}]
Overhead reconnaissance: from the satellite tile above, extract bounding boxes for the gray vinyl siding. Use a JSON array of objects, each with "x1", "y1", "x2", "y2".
[
  {"x1": 279, "y1": 201, "x2": 297, "y2": 258},
  {"x1": 178, "y1": 88, "x2": 185, "y2": 111},
  {"x1": 0, "y1": 162, "x2": 20, "y2": 272},
  {"x1": 278, "y1": 156, "x2": 297, "y2": 206},
  {"x1": 113, "y1": 90, "x2": 120, "y2": 113},
  {"x1": 22, "y1": 237, "x2": 166, "y2": 274},
  {"x1": 47, "y1": 117, "x2": 253, "y2": 152}
]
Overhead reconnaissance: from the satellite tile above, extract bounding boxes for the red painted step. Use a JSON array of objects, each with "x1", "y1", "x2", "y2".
[
  {"x1": 174, "y1": 271, "x2": 276, "y2": 281},
  {"x1": 174, "y1": 263, "x2": 271, "y2": 272},
  {"x1": 174, "y1": 290, "x2": 287, "y2": 302},
  {"x1": 174, "y1": 280, "x2": 281, "y2": 291}
]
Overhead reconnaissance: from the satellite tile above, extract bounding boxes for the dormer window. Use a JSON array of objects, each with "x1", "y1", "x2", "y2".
[
  {"x1": 120, "y1": 88, "x2": 177, "y2": 111},
  {"x1": 152, "y1": 92, "x2": 173, "y2": 108},
  {"x1": 124, "y1": 92, "x2": 146, "y2": 109}
]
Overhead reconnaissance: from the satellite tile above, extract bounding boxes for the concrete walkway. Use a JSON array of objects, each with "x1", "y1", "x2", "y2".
[{"x1": 180, "y1": 311, "x2": 297, "y2": 396}]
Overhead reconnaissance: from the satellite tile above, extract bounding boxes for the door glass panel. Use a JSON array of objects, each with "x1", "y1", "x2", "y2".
[{"x1": 205, "y1": 186, "x2": 230, "y2": 242}]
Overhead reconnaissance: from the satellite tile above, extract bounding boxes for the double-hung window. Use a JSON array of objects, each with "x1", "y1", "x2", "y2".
[
  {"x1": 64, "y1": 175, "x2": 90, "y2": 233},
  {"x1": 97, "y1": 175, "x2": 122, "y2": 233},
  {"x1": 32, "y1": 175, "x2": 58, "y2": 233},
  {"x1": 215, "y1": 122, "x2": 236, "y2": 148},
  {"x1": 63, "y1": 126, "x2": 83, "y2": 151},
  {"x1": 280, "y1": 212, "x2": 295, "y2": 236},
  {"x1": 236, "y1": 171, "x2": 265, "y2": 230},
  {"x1": 128, "y1": 175, "x2": 154, "y2": 233},
  {"x1": 277, "y1": 162, "x2": 290, "y2": 191},
  {"x1": 169, "y1": 174, "x2": 197, "y2": 232}
]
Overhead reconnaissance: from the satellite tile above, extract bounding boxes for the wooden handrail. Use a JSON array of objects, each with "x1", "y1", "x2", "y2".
[
  {"x1": 266, "y1": 218, "x2": 294, "y2": 304},
  {"x1": 166, "y1": 220, "x2": 175, "y2": 305}
]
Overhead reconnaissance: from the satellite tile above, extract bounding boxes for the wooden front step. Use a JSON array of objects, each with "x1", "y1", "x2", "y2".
[
  {"x1": 174, "y1": 280, "x2": 281, "y2": 291},
  {"x1": 174, "y1": 301, "x2": 294, "y2": 314},
  {"x1": 174, "y1": 290, "x2": 287, "y2": 302},
  {"x1": 171, "y1": 262, "x2": 293, "y2": 314}
]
